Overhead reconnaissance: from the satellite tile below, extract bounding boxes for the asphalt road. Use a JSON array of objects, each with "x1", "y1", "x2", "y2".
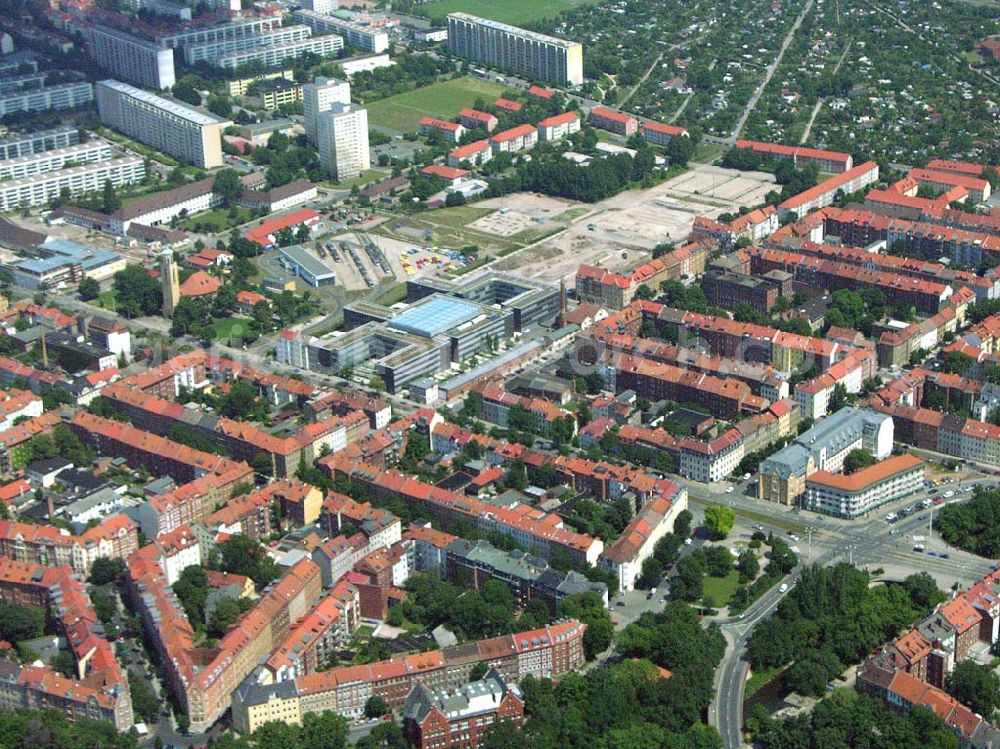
[{"x1": 697, "y1": 475, "x2": 999, "y2": 748}]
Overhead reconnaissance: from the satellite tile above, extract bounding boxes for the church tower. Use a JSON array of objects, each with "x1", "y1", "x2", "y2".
[{"x1": 160, "y1": 249, "x2": 180, "y2": 318}]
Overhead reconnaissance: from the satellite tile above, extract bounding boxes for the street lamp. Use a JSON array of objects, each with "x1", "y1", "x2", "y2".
[{"x1": 804, "y1": 526, "x2": 818, "y2": 559}]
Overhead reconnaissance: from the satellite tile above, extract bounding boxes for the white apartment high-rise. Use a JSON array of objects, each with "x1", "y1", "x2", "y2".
[
  {"x1": 89, "y1": 26, "x2": 175, "y2": 90},
  {"x1": 299, "y1": 0, "x2": 338, "y2": 12},
  {"x1": 303, "y1": 76, "x2": 351, "y2": 144},
  {"x1": 446, "y1": 12, "x2": 584, "y2": 87},
  {"x1": 96, "y1": 80, "x2": 230, "y2": 168},
  {"x1": 317, "y1": 104, "x2": 370, "y2": 181}
]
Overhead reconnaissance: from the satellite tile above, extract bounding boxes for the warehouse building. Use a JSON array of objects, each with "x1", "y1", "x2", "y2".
[{"x1": 277, "y1": 244, "x2": 336, "y2": 287}]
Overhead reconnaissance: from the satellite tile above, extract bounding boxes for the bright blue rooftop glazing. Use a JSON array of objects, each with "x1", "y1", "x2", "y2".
[{"x1": 388, "y1": 296, "x2": 480, "y2": 338}]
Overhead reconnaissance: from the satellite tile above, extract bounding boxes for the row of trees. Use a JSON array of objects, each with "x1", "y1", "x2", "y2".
[
  {"x1": 747, "y1": 565, "x2": 945, "y2": 696},
  {"x1": 935, "y1": 487, "x2": 1000, "y2": 557}
]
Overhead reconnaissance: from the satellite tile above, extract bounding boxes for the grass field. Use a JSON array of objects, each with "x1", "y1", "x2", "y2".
[
  {"x1": 416, "y1": 0, "x2": 595, "y2": 24},
  {"x1": 702, "y1": 570, "x2": 741, "y2": 608},
  {"x1": 366, "y1": 77, "x2": 509, "y2": 133},
  {"x1": 179, "y1": 208, "x2": 253, "y2": 233},
  {"x1": 96, "y1": 290, "x2": 118, "y2": 312},
  {"x1": 212, "y1": 317, "x2": 253, "y2": 345},
  {"x1": 328, "y1": 168, "x2": 390, "y2": 191}
]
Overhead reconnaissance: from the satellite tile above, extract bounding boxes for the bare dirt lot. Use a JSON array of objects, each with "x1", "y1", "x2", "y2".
[{"x1": 493, "y1": 164, "x2": 776, "y2": 285}]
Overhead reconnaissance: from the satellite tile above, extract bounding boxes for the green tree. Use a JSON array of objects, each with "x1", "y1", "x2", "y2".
[
  {"x1": 737, "y1": 550, "x2": 760, "y2": 583},
  {"x1": 78, "y1": 276, "x2": 100, "y2": 301},
  {"x1": 172, "y1": 565, "x2": 209, "y2": 624},
  {"x1": 703, "y1": 505, "x2": 735, "y2": 540},
  {"x1": 301, "y1": 712, "x2": 348, "y2": 749},
  {"x1": 0, "y1": 600, "x2": 43, "y2": 642},
  {"x1": 101, "y1": 178, "x2": 120, "y2": 213},
  {"x1": 844, "y1": 449, "x2": 876, "y2": 474},
  {"x1": 89, "y1": 557, "x2": 126, "y2": 586},
  {"x1": 947, "y1": 661, "x2": 1000, "y2": 718},
  {"x1": 113, "y1": 265, "x2": 163, "y2": 318},
  {"x1": 213, "y1": 168, "x2": 245, "y2": 208},
  {"x1": 558, "y1": 591, "x2": 613, "y2": 659},
  {"x1": 673, "y1": 509, "x2": 693, "y2": 540},
  {"x1": 364, "y1": 695, "x2": 389, "y2": 719}
]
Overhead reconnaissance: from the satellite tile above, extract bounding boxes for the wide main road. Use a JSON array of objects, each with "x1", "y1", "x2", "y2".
[{"x1": 697, "y1": 478, "x2": 997, "y2": 749}]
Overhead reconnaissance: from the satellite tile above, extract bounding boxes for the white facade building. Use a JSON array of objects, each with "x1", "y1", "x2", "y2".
[
  {"x1": 0, "y1": 157, "x2": 145, "y2": 212},
  {"x1": 96, "y1": 79, "x2": 230, "y2": 168},
  {"x1": 292, "y1": 10, "x2": 389, "y2": 54},
  {"x1": 804, "y1": 454, "x2": 924, "y2": 518},
  {"x1": 0, "y1": 82, "x2": 93, "y2": 117},
  {"x1": 183, "y1": 25, "x2": 313, "y2": 65},
  {"x1": 446, "y1": 12, "x2": 584, "y2": 86},
  {"x1": 317, "y1": 103, "x2": 370, "y2": 181},
  {"x1": 303, "y1": 76, "x2": 351, "y2": 144},
  {"x1": 216, "y1": 35, "x2": 343, "y2": 71},
  {"x1": 89, "y1": 26, "x2": 175, "y2": 89},
  {"x1": 0, "y1": 141, "x2": 111, "y2": 182}
]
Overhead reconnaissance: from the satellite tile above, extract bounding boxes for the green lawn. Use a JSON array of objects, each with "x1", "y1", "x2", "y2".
[
  {"x1": 702, "y1": 570, "x2": 741, "y2": 608},
  {"x1": 419, "y1": 205, "x2": 492, "y2": 229},
  {"x1": 745, "y1": 665, "x2": 786, "y2": 701},
  {"x1": 416, "y1": 0, "x2": 595, "y2": 24},
  {"x1": 179, "y1": 207, "x2": 254, "y2": 233},
  {"x1": 211, "y1": 317, "x2": 254, "y2": 346},
  {"x1": 96, "y1": 290, "x2": 118, "y2": 312},
  {"x1": 365, "y1": 77, "x2": 509, "y2": 133},
  {"x1": 327, "y1": 168, "x2": 390, "y2": 191}
]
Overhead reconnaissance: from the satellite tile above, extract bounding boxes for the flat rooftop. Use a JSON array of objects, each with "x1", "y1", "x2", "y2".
[
  {"x1": 278, "y1": 244, "x2": 334, "y2": 279},
  {"x1": 388, "y1": 296, "x2": 481, "y2": 338},
  {"x1": 97, "y1": 79, "x2": 227, "y2": 127}
]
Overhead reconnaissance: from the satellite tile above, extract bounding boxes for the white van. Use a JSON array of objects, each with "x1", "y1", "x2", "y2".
[{"x1": 779, "y1": 583, "x2": 788, "y2": 593}]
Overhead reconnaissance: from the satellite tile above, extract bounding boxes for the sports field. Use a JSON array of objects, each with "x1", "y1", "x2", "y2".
[
  {"x1": 417, "y1": 0, "x2": 594, "y2": 24},
  {"x1": 366, "y1": 77, "x2": 508, "y2": 133}
]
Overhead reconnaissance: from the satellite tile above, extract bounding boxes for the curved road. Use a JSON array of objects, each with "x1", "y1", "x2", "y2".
[{"x1": 704, "y1": 477, "x2": 999, "y2": 748}]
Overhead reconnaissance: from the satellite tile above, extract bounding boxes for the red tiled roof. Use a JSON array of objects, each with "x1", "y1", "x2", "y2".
[{"x1": 178, "y1": 271, "x2": 220, "y2": 297}]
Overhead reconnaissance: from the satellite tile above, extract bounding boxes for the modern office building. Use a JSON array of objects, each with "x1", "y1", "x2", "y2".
[
  {"x1": 0, "y1": 157, "x2": 145, "y2": 213},
  {"x1": 278, "y1": 272, "x2": 558, "y2": 393},
  {"x1": 446, "y1": 13, "x2": 584, "y2": 86},
  {"x1": 303, "y1": 76, "x2": 351, "y2": 144},
  {"x1": 215, "y1": 35, "x2": 344, "y2": 71},
  {"x1": 804, "y1": 453, "x2": 924, "y2": 518},
  {"x1": 0, "y1": 82, "x2": 93, "y2": 117},
  {"x1": 96, "y1": 80, "x2": 230, "y2": 168},
  {"x1": 182, "y1": 25, "x2": 313, "y2": 65},
  {"x1": 0, "y1": 126, "x2": 79, "y2": 161},
  {"x1": 157, "y1": 18, "x2": 282, "y2": 50},
  {"x1": 408, "y1": 271, "x2": 560, "y2": 331},
  {"x1": 89, "y1": 26, "x2": 175, "y2": 90},
  {"x1": 317, "y1": 103, "x2": 370, "y2": 181},
  {"x1": 226, "y1": 70, "x2": 295, "y2": 98},
  {"x1": 0, "y1": 141, "x2": 111, "y2": 182},
  {"x1": 292, "y1": 10, "x2": 389, "y2": 54}
]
